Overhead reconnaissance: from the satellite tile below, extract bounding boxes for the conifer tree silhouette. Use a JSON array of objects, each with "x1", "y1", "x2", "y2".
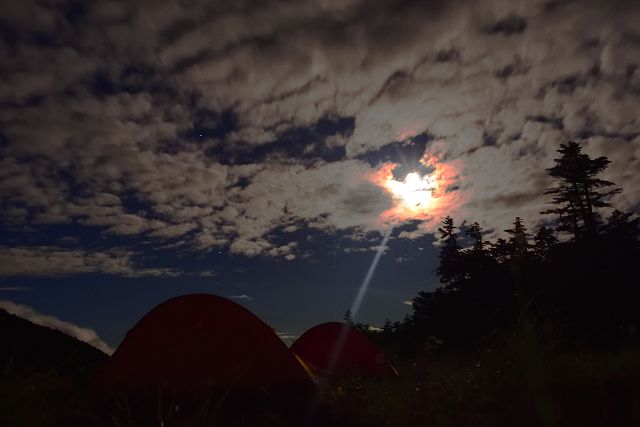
[
  {"x1": 541, "y1": 142, "x2": 620, "y2": 240},
  {"x1": 343, "y1": 309, "x2": 353, "y2": 325},
  {"x1": 505, "y1": 217, "x2": 530, "y2": 259},
  {"x1": 436, "y1": 216, "x2": 461, "y2": 284},
  {"x1": 532, "y1": 226, "x2": 557, "y2": 260},
  {"x1": 467, "y1": 221, "x2": 484, "y2": 253}
]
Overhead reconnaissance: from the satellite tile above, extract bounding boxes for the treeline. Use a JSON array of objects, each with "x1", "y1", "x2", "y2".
[{"x1": 375, "y1": 142, "x2": 640, "y2": 353}]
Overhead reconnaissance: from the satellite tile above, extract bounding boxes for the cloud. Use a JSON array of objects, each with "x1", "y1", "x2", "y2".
[
  {"x1": 0, "y1": 300, "x2": 113, "y2": 354},
  {"x1": 0, "y1": 287, "x2": 29, "y2": 292},
  {"x1": 0, "y1": 246, "x2": 178, "y2": 277},
  {"x1": 276, "y1": 331, "x2": 299, "y2": 339},
  {"x1": 276, "y1": 331, "x2": 299, "y2": 345},
  {"x1": 0, "y1": 0, "x2": 638, "y2": 263},
  {"x1": 197, "y1": 270, "x2": 217, "y2": 277},
  {"x1": 230, "y1": 294, "x2": 253, "y2": 301}
]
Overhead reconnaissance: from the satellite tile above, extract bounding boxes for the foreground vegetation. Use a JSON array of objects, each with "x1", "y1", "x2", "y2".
[
  {"x1": 3, "y1": 316, "x2": 638, "y2": 426},
  {"x1": 332, "y1": 341, "x2": 640, "y2": 426}
]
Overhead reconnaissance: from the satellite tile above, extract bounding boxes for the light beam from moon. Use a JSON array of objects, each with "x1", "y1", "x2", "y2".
[{"x1": 323, "y1": 227, "x2": 393, "y2": 381}]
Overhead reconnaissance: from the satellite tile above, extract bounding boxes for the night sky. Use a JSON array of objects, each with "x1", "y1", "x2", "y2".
[{"x1": 1, "y1": 0, "x2": 639, "y2": 352}]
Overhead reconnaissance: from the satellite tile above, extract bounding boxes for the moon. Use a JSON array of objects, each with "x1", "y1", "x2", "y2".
[{"x1": 385, "y1": 172, "x2": 434, "y2": 212}]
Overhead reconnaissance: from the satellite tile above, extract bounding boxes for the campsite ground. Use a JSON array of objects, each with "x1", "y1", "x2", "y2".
[
  {"x1": 2, "y1": 312, "x2": 639, "y2": 427},
  {"x1": 330, "y1": 347, "x2": 640, "y2": 427}
]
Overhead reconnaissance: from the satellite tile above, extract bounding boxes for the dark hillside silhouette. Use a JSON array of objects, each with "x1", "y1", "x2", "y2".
[
  {"x1": 0, "y1": 309, "x2": 107, "y2": 427},
  {"x1": 0, "y1": 309, "x2": 107, "y2": 378}
]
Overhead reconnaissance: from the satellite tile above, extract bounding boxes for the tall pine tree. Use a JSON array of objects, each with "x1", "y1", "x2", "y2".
[
  {"x1": 437, "y1": 216, "x2": 461, "y2": 284},
  {"x1": 505, "y1": 217, "x2": 530, "y2": 259},
  {"x1": 467, "y1": 221, "x2": 484, "y2": 253},
  {"x1": 541, "y1": 141, "x2": 620, "y2": 240},
  {"x1": 533, "y1": 226, "x2": 558, "y2": 260}
]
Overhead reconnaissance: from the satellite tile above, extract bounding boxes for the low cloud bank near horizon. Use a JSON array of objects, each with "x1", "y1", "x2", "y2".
[{"x1": 0, "y1": 300, "x2": 113, "y2": 354}]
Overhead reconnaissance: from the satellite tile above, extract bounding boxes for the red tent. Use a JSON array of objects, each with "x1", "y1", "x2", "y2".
[
  {"x1": 98, "y1": 294, "x2": 312, "y2": 391},
  {"x1": 291, "y1": 322, "x2": 397, "y2": 378}
]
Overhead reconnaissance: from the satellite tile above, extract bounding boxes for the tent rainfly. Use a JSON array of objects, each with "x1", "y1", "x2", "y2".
[
  {"x1": 291, "y1": 322, "x2": 397, "y2": 379},
  {"x1": 98, "y1": 294, "x2": 313, "y2": 391}
]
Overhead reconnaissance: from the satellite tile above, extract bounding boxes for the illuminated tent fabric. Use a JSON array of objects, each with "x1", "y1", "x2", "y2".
[
  {"x1": 98, "y1": 294, "x2": 312, "y2": 391},
  {"x1": 291, "y1": 322, "x2": 397, "y2": 378}
]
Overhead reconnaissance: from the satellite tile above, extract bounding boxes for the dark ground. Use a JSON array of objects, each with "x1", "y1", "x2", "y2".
[{"x1": 1, "y1": 308, "x2": 639, "y2": 427}]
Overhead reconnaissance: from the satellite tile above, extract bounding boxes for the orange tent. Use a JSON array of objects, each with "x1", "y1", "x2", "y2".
[
  {"x1": 291, "y1": 322, "x2": 397, "y2": 379},
  {"x1": 98, "y1": 294, "x2": 312, "y2": 391}
]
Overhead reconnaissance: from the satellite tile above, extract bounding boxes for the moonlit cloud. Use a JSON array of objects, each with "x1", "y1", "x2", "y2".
[
  {"x1": 0, "y1": 246, "x2": 178, "y2": 277},
  {"x1": 0, "y1": 0, "x2": 638, "y2": 266}
]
